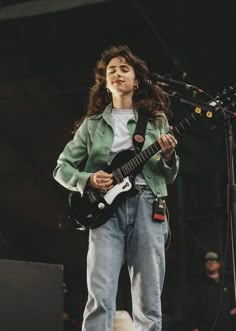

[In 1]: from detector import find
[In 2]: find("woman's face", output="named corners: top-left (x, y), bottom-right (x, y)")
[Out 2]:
top-left (106, 56), bottom-right (138, 98)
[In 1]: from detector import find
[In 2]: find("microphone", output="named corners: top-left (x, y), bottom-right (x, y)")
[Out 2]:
top-left (149, 73), bottom-right (203, 93)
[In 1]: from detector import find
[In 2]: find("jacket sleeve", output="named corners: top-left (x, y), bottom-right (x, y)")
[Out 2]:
top-left (53, 119), bottom-right (93, 195)
top-left (157, 152), bottom-right (179, 184)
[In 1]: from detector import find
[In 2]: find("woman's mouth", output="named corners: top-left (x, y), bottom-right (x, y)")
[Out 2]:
top-left (113, 79), bottom-right (124, 84)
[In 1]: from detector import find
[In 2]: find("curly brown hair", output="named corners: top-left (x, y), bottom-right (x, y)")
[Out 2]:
top-left (74, 45), bottom-right (171, 131)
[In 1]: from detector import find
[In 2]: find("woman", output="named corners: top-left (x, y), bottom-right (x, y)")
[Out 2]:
top-left (53, 45), bottom-right (179, 330)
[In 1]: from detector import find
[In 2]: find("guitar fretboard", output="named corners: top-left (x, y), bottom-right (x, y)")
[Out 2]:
top-left (116, 111), bottom-right (202, 179)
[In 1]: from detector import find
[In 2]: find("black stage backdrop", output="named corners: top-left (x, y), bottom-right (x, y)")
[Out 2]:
top-left (0, 0), bottom-right (235, 328)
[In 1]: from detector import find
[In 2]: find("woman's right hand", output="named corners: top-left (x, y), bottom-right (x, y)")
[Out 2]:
top-left (89, 170), bottom-right (113, 191)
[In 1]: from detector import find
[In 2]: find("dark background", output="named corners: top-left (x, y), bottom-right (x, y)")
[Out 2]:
top-left (0, 0), bottom-right (235, 328)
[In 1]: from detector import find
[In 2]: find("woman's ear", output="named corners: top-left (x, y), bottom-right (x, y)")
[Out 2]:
top-left (134, 80), bottom-right (139, 90)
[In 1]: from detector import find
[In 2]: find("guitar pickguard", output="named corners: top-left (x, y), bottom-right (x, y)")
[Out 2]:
top-left (103, 177), bottom-right (132, 205)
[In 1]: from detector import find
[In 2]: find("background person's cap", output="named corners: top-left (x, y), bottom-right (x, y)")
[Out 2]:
top-left (204, 251), bottom-right (219, 261)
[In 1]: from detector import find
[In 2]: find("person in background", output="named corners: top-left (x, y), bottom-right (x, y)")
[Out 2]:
top-left (187, 251), bottom-right (236, 331)
top-left (53, 45), bottom-right (179, 330)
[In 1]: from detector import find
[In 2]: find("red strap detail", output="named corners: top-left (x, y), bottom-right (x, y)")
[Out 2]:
top-left (153, 214), bottom-right (165, 221)
top-left (134, 134), bottom-right (144, 143)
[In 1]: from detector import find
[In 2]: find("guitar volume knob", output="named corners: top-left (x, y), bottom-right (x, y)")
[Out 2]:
top-left (98, 202), bottom-right (105, 209)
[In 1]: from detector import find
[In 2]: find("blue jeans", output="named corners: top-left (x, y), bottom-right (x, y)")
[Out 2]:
top-left (82, 188), bottom-right (169, 331)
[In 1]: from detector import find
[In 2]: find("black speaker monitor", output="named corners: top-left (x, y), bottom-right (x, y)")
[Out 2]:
top-left (0, 259), bottom-right (63, 331)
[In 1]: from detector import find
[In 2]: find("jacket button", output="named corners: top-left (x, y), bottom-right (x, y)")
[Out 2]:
top-left (148, 175), bottom-right (152, 179)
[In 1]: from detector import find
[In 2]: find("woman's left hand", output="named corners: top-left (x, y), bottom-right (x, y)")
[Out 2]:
top-left (158, 133), bottom-right (177, 161)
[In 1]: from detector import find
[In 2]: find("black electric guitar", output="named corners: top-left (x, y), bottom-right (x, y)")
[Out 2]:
top-left (68, 86), bottom-right (236, 230)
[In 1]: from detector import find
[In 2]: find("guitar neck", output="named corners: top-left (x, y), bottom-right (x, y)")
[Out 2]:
top-left (115, 110), bottom-right (202, 179)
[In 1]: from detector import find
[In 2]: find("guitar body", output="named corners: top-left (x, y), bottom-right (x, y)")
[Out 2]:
top-left (69, 149), bottom-right (138, 230)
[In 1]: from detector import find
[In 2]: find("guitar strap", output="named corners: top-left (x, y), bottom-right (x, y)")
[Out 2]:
top-left (133, 110), bottom-right (148, 154)
top-left (133, 111), bottom-right (167, 224)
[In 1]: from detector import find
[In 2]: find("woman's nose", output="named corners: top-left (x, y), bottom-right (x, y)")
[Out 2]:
top-left (115, 71), bottom-right (121, 77)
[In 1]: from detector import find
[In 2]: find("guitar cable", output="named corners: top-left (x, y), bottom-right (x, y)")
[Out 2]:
top-left (165, 203), bottom-right (172, 252)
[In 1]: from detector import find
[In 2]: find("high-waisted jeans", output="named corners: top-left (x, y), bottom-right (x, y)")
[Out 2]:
top-left (82, 188), bottom-right (168, 331)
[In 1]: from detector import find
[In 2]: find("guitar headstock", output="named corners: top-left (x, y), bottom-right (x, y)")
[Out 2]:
top-left (214, 85), bottom-right (236, 111)
top-left (196, 85), bottom-right (236, 119)
top-left (172, 85), bottom-right (236, 137)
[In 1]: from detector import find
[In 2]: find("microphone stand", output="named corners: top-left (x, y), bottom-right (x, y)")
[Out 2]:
top-left (167, 90), bottom-right (236, 304)
top-left (225, 113), bottom-right (236, 304)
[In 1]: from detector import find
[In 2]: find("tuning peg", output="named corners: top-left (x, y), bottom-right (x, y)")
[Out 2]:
top-left (195, 107), bottom-right (202, 114)
top-left (206, 111), bottom-right (213, 118)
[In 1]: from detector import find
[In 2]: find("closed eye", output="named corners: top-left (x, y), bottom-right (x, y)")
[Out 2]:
top-left (107, 65), bottom-right (131, 74)
top-left (120, 65), bottom-right (130, 72)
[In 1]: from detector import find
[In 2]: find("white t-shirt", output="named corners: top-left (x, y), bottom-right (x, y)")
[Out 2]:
top-left (109, 108), bottom-right (146, 185)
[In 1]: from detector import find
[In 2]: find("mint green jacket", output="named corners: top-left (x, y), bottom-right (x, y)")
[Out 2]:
top-left (53, 104), bottom-right (179, 197)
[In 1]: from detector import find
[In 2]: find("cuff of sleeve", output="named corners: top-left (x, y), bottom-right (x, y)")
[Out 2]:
top-left (76, 172), bottom-right (93, 196)
top-left (160, 150), bottom-right (177, 167)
